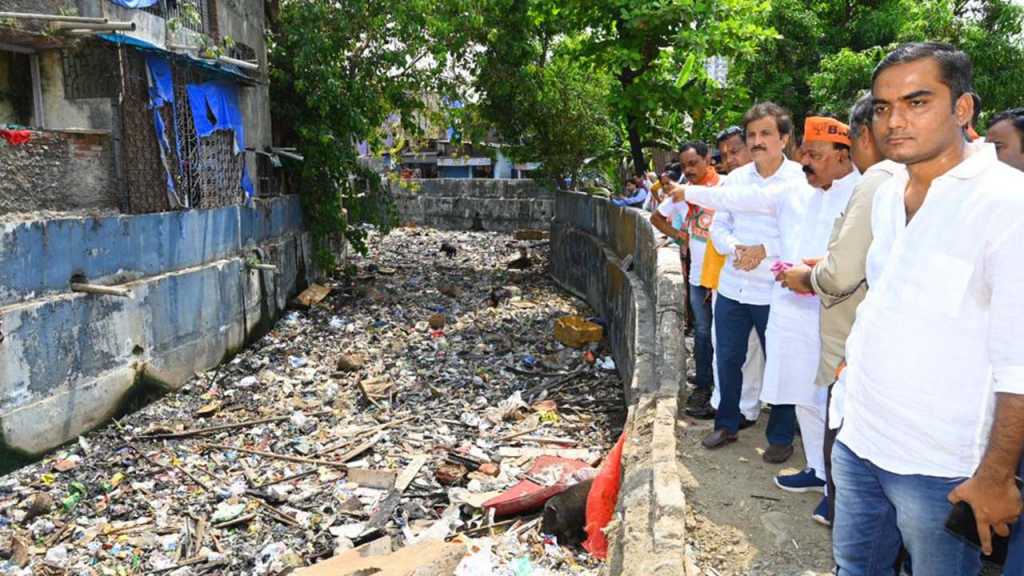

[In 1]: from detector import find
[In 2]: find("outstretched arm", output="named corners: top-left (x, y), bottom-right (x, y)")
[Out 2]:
top-left (681, 182), bottom-right (784, 214)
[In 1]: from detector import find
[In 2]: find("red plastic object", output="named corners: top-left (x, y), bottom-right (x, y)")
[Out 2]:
top-left (482, 456), bottom-right (590, 517)
top-left (0, 129), bottom-right (31, 146)
top-left (583, 431), bottom-right (626, 559)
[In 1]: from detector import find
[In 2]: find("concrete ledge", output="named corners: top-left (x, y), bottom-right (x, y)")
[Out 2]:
top-left (549, 191), bottom-right (690, 575)
top-left (0, 196), bottom-right (331, 463)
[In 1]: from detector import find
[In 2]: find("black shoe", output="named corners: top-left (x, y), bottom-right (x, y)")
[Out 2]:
top-left (739, 417), bottom-right (757, 430)
top-left (685, 388), bottom-right (716, 419)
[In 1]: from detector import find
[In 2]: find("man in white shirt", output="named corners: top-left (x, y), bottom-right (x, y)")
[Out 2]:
top-left (688, 103), bottom-right (803, 463)
top-left (709, 128), bottom-right (768, 430)
top-left (831, 42), bottom-right (1024, 575)
top-left (679, 115), bottom-right (860, 504)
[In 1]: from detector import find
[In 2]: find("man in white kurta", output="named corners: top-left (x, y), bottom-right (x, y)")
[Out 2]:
top-left (681, 116), bottom-right (859, 490)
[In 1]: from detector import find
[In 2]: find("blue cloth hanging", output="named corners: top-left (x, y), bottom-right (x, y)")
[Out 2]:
top-left (146, 55), bottom-right (174, 108)
top-left (185, 82), bottom-right (245, 153)
top-left (108, 0), bottom-right (160, 8)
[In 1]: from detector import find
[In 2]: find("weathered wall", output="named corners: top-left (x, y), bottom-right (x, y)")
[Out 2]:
top-left (213, 0), bottom-right (272, 189)
top-left (0, 195), bottom-right (331, 463)
top-left (549, 191), bottom-right (692, 575)
top-left (0, 129), bottom-right (117, 214)
top-left (393, 178), bottom-right (554, 232)
top-left (38, 49), bottom-right (114, 132)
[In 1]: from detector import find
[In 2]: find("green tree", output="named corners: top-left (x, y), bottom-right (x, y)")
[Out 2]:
top-left (737, 0), bottom-right (1024, 128)
top-left (470, 0), bottom-right (615, 187)
top-left (268, 0), bottom-right (476, 268)
top-left (566, 0), bottom-right (776, 173)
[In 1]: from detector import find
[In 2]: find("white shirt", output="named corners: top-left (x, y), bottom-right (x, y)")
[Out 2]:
top-left (701, 159), bottom-right (805, 305)
top-left (840, 142), bottom-right (1024, 478)
top-left (688, 169), bottom-right (860, 406)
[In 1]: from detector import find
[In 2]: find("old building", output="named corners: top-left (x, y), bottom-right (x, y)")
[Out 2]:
top-left (0, 0), bottom-right (279, 215)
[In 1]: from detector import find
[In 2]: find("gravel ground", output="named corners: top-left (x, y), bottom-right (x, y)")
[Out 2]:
top-left (0, 228), bottom-right (625, 576)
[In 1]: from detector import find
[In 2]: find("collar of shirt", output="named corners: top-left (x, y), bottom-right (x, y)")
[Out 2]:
top-left (875, 140), bottom-right (996, 190)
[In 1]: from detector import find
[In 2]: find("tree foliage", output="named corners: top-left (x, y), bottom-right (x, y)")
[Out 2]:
top-left (737, 0), bottom-right (1024, 127)
top-left (268, 0), bottom-right (475, 268)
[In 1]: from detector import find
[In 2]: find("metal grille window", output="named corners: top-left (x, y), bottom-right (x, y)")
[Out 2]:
top-left (62, 43), bottom-right (117, 100)
top-left (117, 52), bottom-right (246, 214)
top-left (119, 50), bottom-right (172, 213)
top-left (229, 42), bottom-right (256, 63)
top-left (166, 0), bottom-right (211, 35)
top-left (170, 65), bottom-right (244, 209)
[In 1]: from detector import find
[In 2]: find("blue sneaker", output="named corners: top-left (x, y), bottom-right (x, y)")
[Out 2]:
top-left (774, 468), bottom-right (826, 493)
top-left (812, 495), bottom-right (832, 527)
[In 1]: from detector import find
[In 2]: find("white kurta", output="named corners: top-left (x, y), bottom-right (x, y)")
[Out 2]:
top-left (687, 169), bottom-right (860, 408)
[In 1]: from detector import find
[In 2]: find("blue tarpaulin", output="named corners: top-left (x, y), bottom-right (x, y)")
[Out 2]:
top-left (185, 82), bottom-right (245, 153)
top-left (109, 0), bottom-right (160, 8)
top-left (145, 55), bottom-right (179, 205)
top-left (184, 82), bottom-right (254, 198)
top-left (142, 56), bottom-right (254, 202)
top-left (146, 55), bottom-right (174, 107)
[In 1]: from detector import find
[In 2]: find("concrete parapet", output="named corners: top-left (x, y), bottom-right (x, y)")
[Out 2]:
top-left (549, 191), bottom-right (690, 575)
top-left (0, 196), bottom-right (326, 466)
top-left (392, 178), bottom-right (554, 232)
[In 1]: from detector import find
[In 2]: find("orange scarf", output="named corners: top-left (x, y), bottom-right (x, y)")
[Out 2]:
top-left (695, 168), bottom-right (726, 289)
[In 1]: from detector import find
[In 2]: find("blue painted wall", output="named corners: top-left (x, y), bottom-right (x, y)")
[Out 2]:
top-left (0, 195), bottom-right (323, 459)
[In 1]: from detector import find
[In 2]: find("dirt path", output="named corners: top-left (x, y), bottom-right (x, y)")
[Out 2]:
top-left (676, 412), bottom-right (834, 576)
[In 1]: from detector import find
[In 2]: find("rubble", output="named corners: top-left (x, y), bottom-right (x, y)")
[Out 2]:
top-left (0, 228), bottom-right (623, 575)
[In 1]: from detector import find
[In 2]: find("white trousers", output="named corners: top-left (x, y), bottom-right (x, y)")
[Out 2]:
top-left (796, 403), bottom-right (827, 482)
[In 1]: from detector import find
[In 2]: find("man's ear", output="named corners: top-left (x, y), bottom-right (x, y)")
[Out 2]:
top-left (955, 92), bottom-right (974, 130)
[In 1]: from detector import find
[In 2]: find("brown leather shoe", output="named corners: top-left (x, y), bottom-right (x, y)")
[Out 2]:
top-left (702, 428), bottom-right (738, 449)
top-left (762, 443), bottom-right (794, 463)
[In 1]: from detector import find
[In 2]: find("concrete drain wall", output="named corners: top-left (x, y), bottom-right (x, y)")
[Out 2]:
top-left (550, 191), bottom-right (692, 575)
top-left (0, 196), bottom-right (330, 467)
top-left (392, 178), bottom-right (554, 232)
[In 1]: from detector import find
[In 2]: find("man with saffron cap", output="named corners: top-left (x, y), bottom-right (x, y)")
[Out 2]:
top-left (672, 114), bottom-right (860, 521)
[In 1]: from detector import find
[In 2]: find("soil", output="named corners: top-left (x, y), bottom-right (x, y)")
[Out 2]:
top-left (676, 412), bottom-right (835, 576)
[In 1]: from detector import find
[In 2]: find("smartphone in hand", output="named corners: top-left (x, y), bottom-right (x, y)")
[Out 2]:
top-left (944, 476), bottom-right (1023, 563)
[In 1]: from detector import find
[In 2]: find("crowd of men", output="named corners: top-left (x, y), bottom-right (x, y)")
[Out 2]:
top-left (615, 42), bottom-right (1024, 574)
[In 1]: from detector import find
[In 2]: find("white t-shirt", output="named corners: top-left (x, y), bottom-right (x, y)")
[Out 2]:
top-left (657, 200), bottom-right (709, 286)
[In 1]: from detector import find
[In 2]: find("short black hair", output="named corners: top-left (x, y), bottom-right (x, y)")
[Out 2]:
top-left (848, 91), bottom-right (874, 140)
top-left (716, 126), bottom-right (745, 144)
top-left (743, 102), bottom-right (794, 136)
top-left (679, 140), bottom-right (709, 158)
top-left (872, 42), bottom-right (974, 111)
top-left (989, 107), bottom-right (1024, 149)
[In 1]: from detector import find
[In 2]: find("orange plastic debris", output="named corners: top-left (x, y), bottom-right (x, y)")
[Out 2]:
top-left (582, 431), bottom-right (626, 559)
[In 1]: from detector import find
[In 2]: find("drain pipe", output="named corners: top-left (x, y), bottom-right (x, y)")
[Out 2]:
top-left (0, 12), bottom-right (109, 23)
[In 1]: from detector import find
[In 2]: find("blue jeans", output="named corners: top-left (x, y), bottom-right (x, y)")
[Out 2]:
top-left (832, 441), bottom-right (981, 576)
top-left (712, 294), bottom-right (795, 443)
top-left (689, 284), bottom-right (714, 392)
top-left (1003, 460), bottom-right (1024, 575)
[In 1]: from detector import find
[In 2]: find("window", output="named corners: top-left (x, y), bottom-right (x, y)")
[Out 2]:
top-left (0, 51), bottom-right (33, 125)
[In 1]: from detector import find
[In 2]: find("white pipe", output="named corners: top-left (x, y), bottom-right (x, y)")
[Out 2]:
top-left (0, 11), bottom-right (108, 23)
top-left (71, 283), bottom-right (132, 298)
top-left (217, 54), bottom-right (259, 71)
top-left (272, 148), bottom-right (304, 162)
top-left (51, 21), bottom-right (135, 32)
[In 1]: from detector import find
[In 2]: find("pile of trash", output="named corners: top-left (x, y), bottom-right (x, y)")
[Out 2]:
top-left (0, 228), bottom-right (625, 575)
